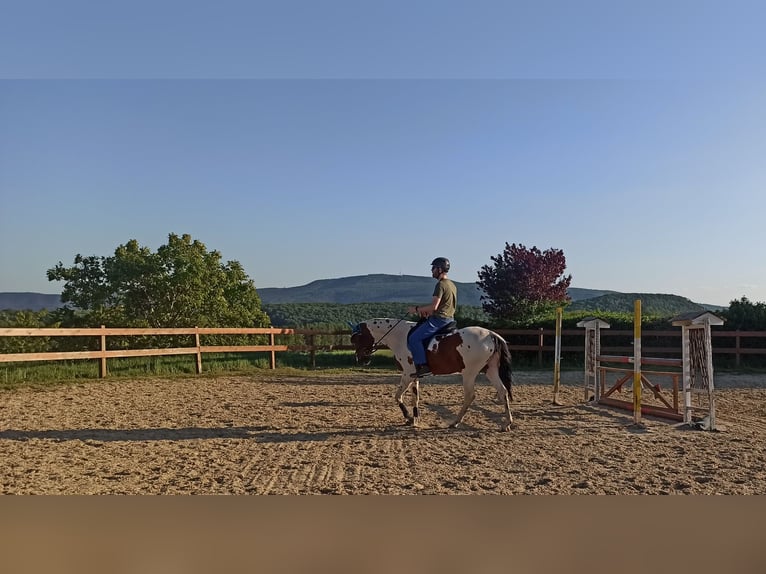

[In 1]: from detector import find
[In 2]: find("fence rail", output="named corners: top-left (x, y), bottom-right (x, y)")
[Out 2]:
top-left (0, 326), bottom-right (764, 376)
top-left (0, 326), bottom-right (292, 376)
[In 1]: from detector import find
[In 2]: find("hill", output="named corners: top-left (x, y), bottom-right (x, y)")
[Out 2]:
top-left (0, 292), bottom-right (62, 312)
top-left (0, 275), bottom-right (725, 317)
top-left (257, 274), bottom-right (486, 305)
top-left (257, 276), bottom-right (722, 313)
top-left (257, 275), bottom-right (613, 307)
top-left (567, 292), bottom-right (712, 315)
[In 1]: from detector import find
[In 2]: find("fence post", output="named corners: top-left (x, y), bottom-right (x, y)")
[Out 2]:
top-left (99, 325), bottom-right (107, 378)
top-left (270, 332), bottom-right (276, 369)
top-left (195, 327), bottom-right (202, 374)
top-left (308, 334), bottom-right (316, 369)
top-left (538, 328), bottom-right (544, 366)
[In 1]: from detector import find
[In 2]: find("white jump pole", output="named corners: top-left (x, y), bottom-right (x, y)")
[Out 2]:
top-left (552, 307), bottom-right (563, 405)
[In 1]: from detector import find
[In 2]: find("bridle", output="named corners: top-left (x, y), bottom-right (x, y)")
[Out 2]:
top-left (370, 318), bottom-right (405, 355)
top-left (351, 317), bottom-right (407, 364)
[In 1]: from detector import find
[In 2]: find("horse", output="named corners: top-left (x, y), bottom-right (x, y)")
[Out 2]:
top-left (349, 318), bottom-right (514, 431)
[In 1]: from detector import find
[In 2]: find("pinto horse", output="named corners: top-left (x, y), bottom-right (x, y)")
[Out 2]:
top-left (349, 318), bottom-right (514, 431)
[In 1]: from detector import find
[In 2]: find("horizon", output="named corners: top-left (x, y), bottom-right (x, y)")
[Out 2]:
top-left (2, 2), bottom-right (765, 308)
top-left (0, 273), bottom-right (729, 308)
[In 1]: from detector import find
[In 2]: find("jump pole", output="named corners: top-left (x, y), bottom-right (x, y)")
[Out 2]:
top-left (552, 307), bottom-right (563, 405)
top-left (632, 299), bottom-right (643, 426)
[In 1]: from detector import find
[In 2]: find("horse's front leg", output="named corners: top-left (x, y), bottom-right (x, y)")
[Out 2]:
top-left (395, 374), bottom-right (415, 425)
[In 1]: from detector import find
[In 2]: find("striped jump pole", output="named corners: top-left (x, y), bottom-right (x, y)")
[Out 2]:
top-left (632, 299), bottom-right (643, 426)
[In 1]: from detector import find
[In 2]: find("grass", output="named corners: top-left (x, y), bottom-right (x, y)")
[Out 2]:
top-left (1, 349), bottom-right (761, 391)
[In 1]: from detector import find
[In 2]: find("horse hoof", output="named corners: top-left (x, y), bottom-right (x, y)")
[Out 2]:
top-left (404, 419), bottom-right (414, 426)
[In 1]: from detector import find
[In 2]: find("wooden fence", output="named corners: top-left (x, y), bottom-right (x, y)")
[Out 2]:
top-left (0, 326), bottom-right (764, 377)
top-left (496, 328), bottom-right (766, 368)
top-left (0, 327), bottom-right (293, 377)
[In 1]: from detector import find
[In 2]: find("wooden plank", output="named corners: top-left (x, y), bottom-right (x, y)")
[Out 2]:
top-left (640, 356), bottom-right (682, 367)
top-left (602, 372), bottom-right (633, 398)
top-left (598, 397), bottom-right (683, 422)
top-left (104, 348), bottom-right (199, 358)
top-left (199, 346), bottom-right (289, 353)
top-left (286, 345), bottom-right (355, 352)
top-left (0, 328), bottom-right (107, 336)
top-left (195, 328), bottom-right (294, 335)
top-left (0, 346), bottom-right (286, 363)
top-left (508, 345), bottom-right (547, 351)
top-left (713, 347), bottom-right (765, 355)
top-left (639, 374), bottom-right (674, 410)
top-left (598, 354), bottom-right (634, 364)
top-left (598, 354), bottom-right (682, 367)
top-left (0, 327), bottom-right (294, 336)
top-left (0, 351), bottom-right (104, 362)
top-left (0, 328), bottom-right (196, 336)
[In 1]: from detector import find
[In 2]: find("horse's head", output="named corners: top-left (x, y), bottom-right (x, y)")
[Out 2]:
top-left (348, 321), bottom-right (375, 366)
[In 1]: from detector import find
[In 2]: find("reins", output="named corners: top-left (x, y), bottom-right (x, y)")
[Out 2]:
top-left (370, 317), bottom-right (407, 356)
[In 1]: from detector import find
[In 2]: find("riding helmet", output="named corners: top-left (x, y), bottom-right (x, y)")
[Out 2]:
top-left (431, 257), bottom-right (450, 272)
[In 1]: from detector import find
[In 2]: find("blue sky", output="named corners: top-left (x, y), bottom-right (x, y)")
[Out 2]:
top-left (1, 1), bottom-right (765, 307)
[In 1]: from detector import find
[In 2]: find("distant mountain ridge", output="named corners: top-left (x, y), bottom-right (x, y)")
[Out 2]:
top-left (0, 275), bottom-right (725, 314)
top-left (259, 276), bottom-right (626, 307)
top-left (0, 292), bottom-right (63, 312)
top-left (258, 274), bottom-right (487, 305)
top-left (258, 275), bottom-right (723, 313)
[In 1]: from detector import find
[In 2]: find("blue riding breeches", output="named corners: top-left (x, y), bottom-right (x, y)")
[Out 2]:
top-left (407, 316), bottom-right (454, 366)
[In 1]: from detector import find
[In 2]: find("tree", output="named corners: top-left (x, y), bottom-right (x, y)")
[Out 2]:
top-left (477, 242), bottom-right (572, 324)
top-left (723, 296), bottom-right (766, 330)
top-left (0, 310), bottom-right (58, 353)
top-left (47, 233), bottom-right (270, 328)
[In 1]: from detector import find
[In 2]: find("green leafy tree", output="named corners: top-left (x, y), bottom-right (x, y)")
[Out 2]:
top-left (477, 242), bottom-right (572, 325)
top-left (723, 296), bottom-right (766, 330)
top-left (0, 310), bottom-right (59, 353)
top-left (47, 233), bottom-right (270, 328)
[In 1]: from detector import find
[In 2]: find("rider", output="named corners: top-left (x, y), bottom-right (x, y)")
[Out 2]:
top-left (406, 257), bottom-right (457, 378)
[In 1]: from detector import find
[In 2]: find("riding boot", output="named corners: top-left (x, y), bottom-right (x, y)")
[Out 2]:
top-left (411, 364), bottom-right (432, 378)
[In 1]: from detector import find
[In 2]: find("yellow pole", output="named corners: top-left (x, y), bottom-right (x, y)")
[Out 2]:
top-left (633, 299), bottom-right (642, 425)
top-left (552, 307), bottom-right (563, 405)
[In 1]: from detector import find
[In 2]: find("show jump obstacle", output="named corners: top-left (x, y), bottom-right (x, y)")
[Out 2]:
top-left (577, 302), bottom-right (724, 430)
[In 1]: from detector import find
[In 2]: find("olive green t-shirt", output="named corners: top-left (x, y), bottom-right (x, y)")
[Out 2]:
top-left (432, 278), bottom-right (457, 319)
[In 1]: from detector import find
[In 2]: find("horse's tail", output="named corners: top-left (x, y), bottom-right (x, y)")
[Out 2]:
top-left (492, 333), bottom-right (514, 402)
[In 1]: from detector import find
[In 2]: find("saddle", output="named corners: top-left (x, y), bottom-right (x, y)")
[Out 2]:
top-left (407, 318), bottom-right (458, 351)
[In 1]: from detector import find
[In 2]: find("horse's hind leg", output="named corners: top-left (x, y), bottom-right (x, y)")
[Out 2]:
top-left (449, 373), bottom-right (478, 428)
top-left (395, 375), bottom-right (415, 425)
top-left (486, 366), bottom-right (514, 432)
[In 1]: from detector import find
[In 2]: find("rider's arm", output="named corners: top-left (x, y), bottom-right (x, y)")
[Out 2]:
top-left (408, 296), bottom-right (442, 317)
